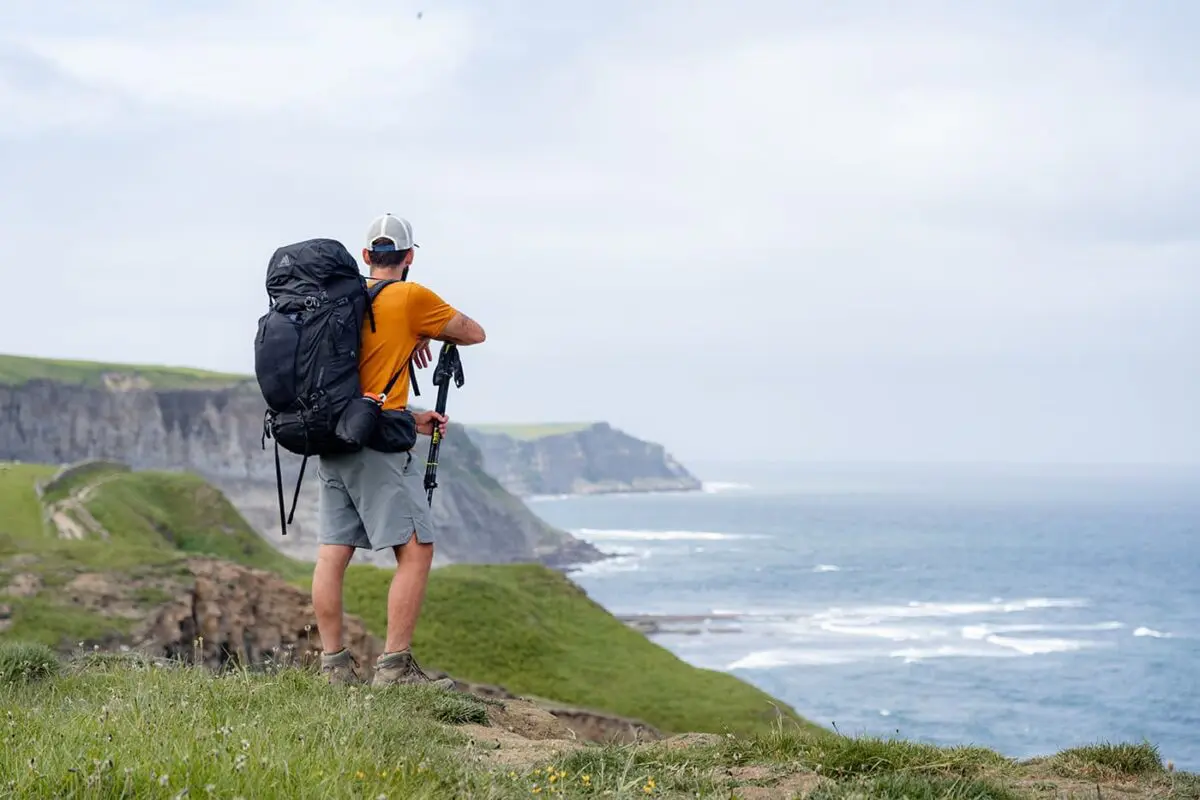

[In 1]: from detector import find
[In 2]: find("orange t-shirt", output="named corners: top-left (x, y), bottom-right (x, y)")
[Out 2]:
top-left (360, 279), bottom-right (458, 411)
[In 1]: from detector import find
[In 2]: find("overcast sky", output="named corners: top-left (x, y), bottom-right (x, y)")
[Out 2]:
top-left (2, 0), bottom-right (1197, 467)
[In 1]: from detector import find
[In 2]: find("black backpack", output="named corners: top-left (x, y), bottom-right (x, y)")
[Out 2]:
top-left (253, 238), bottom-right (419, 535)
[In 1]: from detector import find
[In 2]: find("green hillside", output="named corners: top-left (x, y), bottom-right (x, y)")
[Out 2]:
top-left (341, 562), bottom-right (814, 737)
top-left (0, 460), bottom-right (804, 738)
top-left (0, 353), bottom-right (247, 389)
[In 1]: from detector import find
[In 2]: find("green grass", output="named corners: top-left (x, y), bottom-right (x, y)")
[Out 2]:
top-left (1, 653), bottom-right (1194, 800)
top-left (1, 462), bottom-right (304, 579)
top-left (0, 352), bottom-right (247, 389)
top-left (1049, 741), bottom-right (1166, 780)
top-left (81, 470), bottom-right (306, 579)
top-left (0, 597), bottom-right (135, 650)
top-left (0, 463), bottom-right (56, 548)
top-left (724, 723), bottom-right (1013, 777)
top-left (467, 422), bottom-right (596, 440)
top-left (341, 562), bottom-right (818, 738)
top-left (808, 774), bottom-right (1023, 799)
top-left (0, 653), bottom-right (496, 799)
top-left (0, 642), bottom-right (59, 685)
top-left (2, 461), bottom-right (804, 741)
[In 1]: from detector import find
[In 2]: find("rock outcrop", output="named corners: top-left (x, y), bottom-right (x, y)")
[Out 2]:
top-left (466, 422), bottom-right (702, 496)
top-left (14, 554), bottom-right (660, 744)
top-left (135, 557), bottom-right (381, 669)
top-left (0, 378), bottom-right (598, 567)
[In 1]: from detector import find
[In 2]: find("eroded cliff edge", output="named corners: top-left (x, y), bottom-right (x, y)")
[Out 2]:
top-left (0, 377), bottom-right (599, 568)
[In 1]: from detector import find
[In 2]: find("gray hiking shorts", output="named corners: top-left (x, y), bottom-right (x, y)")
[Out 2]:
top-left (316, 448), bottom-right (433, 550)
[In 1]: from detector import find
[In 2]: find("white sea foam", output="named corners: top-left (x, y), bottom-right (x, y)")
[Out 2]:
top-left (813, 564), bottom-right (842, 573)
top-left (982, 635), bottom-right (1090, 656)
top-left (572, 528), bottom-right (762, 542)
top-left (727, 649), bottom-right (866, 669)
top-left (811, 597), bottom-right (1089, 624)
top-left (525, 493), bottom-right (573, 502)
top-left (889, 645), bottom-right (1014, 663)
top-left (1134, 627), bottom-right (1171, 638)
top-left (568, 545), bottom-right (650, 576)
top-left (818, 622), bottom-right (946, 642)
top-left (961, 622), bottom-right (1124, 640)
top-left (702, 481), bottom-right (753, 493)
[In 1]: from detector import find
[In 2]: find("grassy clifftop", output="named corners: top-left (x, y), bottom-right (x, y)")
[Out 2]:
top-left (1, 648), bottom-right (1193, 799)
top-left (0, 460), bottom-right (799, 739)
top-left (467, 422), bottom-right (596, 440)
top-left (0, 353), bottom-right (247, 389)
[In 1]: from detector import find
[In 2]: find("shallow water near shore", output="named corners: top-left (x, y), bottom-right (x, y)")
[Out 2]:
top-left (530, 461), bottom-right (1200, 770)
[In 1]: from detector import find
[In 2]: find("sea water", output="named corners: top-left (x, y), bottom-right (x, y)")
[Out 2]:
top-left (528, 462), bottom-right (1200, 770)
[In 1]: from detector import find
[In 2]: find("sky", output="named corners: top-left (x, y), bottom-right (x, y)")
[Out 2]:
top-left (2, 0), bottom-right (1198, 467)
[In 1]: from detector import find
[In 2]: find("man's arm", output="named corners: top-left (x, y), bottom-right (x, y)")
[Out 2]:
top-left (437, 311), bottom-right (486, 346)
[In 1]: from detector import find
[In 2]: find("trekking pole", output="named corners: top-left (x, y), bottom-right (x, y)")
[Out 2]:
top-left (424, 342), bottom-right (465, 506)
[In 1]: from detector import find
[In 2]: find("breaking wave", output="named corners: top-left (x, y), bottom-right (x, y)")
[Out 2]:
top-left (573, 528), bottom-right (763, 542)
top-left (1134, 627), bottom-right (1171, 638)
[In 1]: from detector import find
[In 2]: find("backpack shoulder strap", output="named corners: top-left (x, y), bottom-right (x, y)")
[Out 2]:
top-left (368, 278), bottom-right (399, 300)
top-left (365, 278), bottom-right (423, 399)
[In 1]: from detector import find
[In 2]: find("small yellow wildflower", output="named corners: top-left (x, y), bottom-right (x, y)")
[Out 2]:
top-left (355, 771), bottom-right (366, 780)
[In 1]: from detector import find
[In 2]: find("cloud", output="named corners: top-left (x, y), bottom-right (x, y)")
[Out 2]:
top-left (1, 1), bottom-right (1197, 463)
top-left (5, 0), bottom-right (474, 127)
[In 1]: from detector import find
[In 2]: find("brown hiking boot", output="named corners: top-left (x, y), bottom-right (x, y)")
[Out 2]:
top-left (371, 649), bottom-right (456, 691)
top-left (319, 648), bottom-right (364, 685)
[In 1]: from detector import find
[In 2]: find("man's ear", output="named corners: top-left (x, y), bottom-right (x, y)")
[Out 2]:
top-left (362, 248), bottom-right (372, 266)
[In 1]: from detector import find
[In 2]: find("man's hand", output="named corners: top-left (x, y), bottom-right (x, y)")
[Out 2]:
top-left (413, 410), bottom-right (448, 437)
top-left (412, 338), bottom-right (433, 370)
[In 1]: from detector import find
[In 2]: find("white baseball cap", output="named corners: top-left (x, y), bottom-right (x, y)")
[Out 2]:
top-left (365, 213), bottom-right (419, 251)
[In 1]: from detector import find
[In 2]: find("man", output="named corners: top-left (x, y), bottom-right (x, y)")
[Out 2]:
top-left (312, 213), bottom-right (486, 687)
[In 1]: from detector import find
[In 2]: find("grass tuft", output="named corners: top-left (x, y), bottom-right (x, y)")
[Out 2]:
top-left (0, 641), bottom-right (60, 685)
top-left (552, 743), bottom-right (723, 796)
top-left (1050, 741), bottom-right (1165, 780)
top-left (723, 720), bottom-right (1012, 780)
top-left (809, 773), bottom-right (1023, 800)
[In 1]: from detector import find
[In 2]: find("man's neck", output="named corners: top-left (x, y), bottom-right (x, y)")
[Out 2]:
top-left (369, 267), bottom-right (407, 282)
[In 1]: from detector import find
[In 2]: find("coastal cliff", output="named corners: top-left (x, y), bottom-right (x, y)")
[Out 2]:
top-left (465, 422), bottom-right (701, 497)
top-left (0, 367), bottom-right (598, 568)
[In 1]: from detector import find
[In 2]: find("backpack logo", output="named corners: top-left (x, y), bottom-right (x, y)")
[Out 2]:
top-left (279, 254), bottom-right (291, 267)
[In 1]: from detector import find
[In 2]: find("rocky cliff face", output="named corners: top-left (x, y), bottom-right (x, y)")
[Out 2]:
top-left (466, 423), bottom-right (702, 497)
top-left (0, 378), bottom-right (597, 567)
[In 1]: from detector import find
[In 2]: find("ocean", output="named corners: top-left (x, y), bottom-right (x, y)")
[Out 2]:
top-left (528, 462), bottom-right (1200, 770)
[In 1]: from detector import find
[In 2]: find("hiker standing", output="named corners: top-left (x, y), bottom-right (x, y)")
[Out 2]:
top-left (311, 213), bottom-right (486, 686)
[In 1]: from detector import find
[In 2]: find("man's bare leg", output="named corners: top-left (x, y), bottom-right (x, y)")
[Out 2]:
top-left (312, 543), bottom-right (355, 654)
top-left (384, 533), bottom-right (435, 653)
top-left (371, 533), bottom-right (453, 689)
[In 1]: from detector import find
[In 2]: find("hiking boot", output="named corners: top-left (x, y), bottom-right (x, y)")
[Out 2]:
top-left (319, 648), bottom-right (364, 685)
top-left (371, 649), bottom-right (456, 691)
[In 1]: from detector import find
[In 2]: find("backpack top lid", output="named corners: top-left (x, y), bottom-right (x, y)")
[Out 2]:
top-left (265, 238), bottom-right (364, 309)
